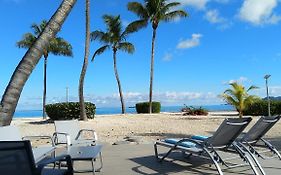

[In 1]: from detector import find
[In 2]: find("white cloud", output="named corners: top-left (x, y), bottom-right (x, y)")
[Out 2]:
top-left (223, 76), bottom-right (249, 85)
top-left (213, 0), bottom-right (229, 3)
top-left (162, 53), bottom-right (173, 61)
top-left (205, 9), bottom-right (226, 23)
top-left (238, 0), bottom-right (281, 25)
top-left (179, 0), bottom-right (209, 10)
top-left (177, 33), bottom-right (203, 49)
top-left (16, 91), bottom-right (222, 109)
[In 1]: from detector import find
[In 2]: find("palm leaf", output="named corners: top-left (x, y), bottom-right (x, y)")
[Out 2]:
top-left (247, 85), bottom-right (259, 92)
top-left (117, 42), bottom-right (135, 54)
top-left (163, 10), bottom-right (188, 22)
top-left (123, 20), bottom-right (148, 36)
top-left (127, 2), bottom-right (148, 19)
top-left (49, 37), bottom-right (73, 57)
top-left (16, 33), bottom-right (36, 48)
top-left (92, 45), bottom-right (110, 61)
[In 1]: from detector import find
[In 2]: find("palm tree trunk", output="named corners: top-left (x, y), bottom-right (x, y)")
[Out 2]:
top-left (149, 28), bottom-right (157, 114)
top-left (0, 0), bottom-right (77, 126)
top-left (43, 56), bottom-right (48, 119)
top-left (113, 49), bottom-right (125, 114)
top-left (79, 0), bottom-right (90, 121)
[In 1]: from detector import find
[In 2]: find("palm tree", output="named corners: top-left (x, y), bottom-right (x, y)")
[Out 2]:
top-left (0, 0), bottom-right (77, 126)
top-left (127, 0), bottom-right (188, 113)
top-left (17, 20), bottom-right (73, 119)
top-left (91, 15), bottom-right (136, 114)
top-left (222, 82), bottom-right (259, 118)
top-left (79, 0), bottom-right (91, 121)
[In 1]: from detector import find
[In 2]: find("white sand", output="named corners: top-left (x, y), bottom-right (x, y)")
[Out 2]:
top-left (11, 112), bottom-right (281, 145)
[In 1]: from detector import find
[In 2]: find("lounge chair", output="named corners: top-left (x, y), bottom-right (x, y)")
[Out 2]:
top-left (238, 115), bottom-right (281, 160)
top-left (0, 125), bottom-right (55, 163)
top-left (154, 117), bottom-right (263, 175)
top-left (0, 140), bottom-right (73, 175)
top-left (53, 120), bottom-right (97, 146)
top-left (192, 116), bottom-right (281, 174)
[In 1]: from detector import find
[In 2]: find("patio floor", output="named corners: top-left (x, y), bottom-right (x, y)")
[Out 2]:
top-left (73, 143), bottom-right (281, 175)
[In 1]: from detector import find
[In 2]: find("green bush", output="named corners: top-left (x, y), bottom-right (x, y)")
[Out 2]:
top-left (45, 102), bottom-right (96, 120)
top-left (135, 102), bottom-right (161, 113)
top-left (181, 105), bottom-right (208, 116)
top-left (244, 100), bottom-right (281, 116)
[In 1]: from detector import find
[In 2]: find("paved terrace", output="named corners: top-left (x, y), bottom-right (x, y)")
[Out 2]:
top-left (73, 141), bottom-right (281, 175)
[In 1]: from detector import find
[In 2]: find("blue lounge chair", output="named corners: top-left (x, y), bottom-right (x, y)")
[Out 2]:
top-left (154, 117), bottom-right (263, 175)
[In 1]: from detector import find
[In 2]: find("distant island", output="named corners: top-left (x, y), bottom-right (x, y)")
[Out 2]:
top-left (263, 96), bottom-right (281, 101)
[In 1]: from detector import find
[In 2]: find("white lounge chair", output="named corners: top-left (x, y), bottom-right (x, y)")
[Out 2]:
top-left (53, 120), bottom-right (97, 146)
top-left (0, 125), bottom-right (55, 163)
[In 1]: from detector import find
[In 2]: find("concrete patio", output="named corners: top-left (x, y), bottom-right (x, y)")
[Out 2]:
top-left (73, 143), bottom-right (281, 175)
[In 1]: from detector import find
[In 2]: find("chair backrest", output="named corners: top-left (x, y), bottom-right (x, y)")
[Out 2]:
top-left (0, 140), bottom-right (37, 175)
top-left (206, 117), bottom-right (252, 148)
top-left (0, 125), bottom-right (22, 141)
top-left (241, 115), bottom-right (281, 143)
top-left (54, 120), bottom-right (80, 143)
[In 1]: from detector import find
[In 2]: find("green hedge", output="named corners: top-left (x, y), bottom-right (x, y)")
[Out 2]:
top-left (244, 100), bottom-right (281, 116)
top-left (135, 102), bottom-right (161, 113)
top-left (45, 102), bottom-right (96, 120)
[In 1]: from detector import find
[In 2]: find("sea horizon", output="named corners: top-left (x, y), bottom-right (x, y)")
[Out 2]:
top-left (14, 104), bottom-right (235, 118)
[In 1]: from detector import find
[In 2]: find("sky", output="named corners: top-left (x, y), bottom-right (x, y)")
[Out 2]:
top-left (1, 0), bottom-right (281, 110)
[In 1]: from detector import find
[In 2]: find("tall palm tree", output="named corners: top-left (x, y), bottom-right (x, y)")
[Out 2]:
top-left (222, 82), bottom-right (259, 118)
top-left (127, 0), bottom-right (188, 113)
top-left (91, 15), bottom-right (136, 114)
top-left (0, 0), bottom-right (77, 126)
top-left (17, 20), bottom-right (73, 119)
top-left (79, 0), bottom-right (90, 121)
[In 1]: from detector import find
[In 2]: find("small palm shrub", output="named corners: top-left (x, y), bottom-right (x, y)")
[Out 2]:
top-left (45, 102), bottom-right (96, 120)
top-left (136, 102), bottom-right (161, 113)
top-left (181, 105), bottom-right (208, 116)
top-left (244, 100), bottom-right (281, 116)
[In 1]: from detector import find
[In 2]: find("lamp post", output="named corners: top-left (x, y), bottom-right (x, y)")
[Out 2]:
top-left (66, 87), bottom-right (69, 102)
top-left (264, 74), bottom-right (271, 116)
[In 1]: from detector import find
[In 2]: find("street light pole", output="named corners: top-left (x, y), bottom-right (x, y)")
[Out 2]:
top-left (66, 87), bottom-right (69, 102)
top-left (264, 75), bottom-right (271, 116)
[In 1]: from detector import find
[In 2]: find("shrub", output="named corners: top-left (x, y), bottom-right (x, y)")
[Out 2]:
top-left (45, 102), bottom-right (96, 120)
top-left (135, 102), bottom-right (161, 113)
top-left (181, 105), bottom-right (208, 116)
top-left (244, 100), bottom-right (281, 116)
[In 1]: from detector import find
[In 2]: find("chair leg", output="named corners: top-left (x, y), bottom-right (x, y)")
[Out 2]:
top-left (202, 148), bottom-right (224, 175)
top-left (261, 138), bottom-right (281, 160)
top-left (235, 143), bottom-right (263, 175)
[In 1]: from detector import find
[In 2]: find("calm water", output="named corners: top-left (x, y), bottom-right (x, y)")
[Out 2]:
top-left (14, 105), bottom-right (234, 118)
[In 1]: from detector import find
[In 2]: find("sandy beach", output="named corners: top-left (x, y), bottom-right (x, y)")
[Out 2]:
top-left (11, 112), bottom-right (281, 145)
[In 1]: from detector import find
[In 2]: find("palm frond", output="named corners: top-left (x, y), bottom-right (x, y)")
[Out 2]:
top-left (16, 33), bottom-right (37, 48)
top-left (163, 10), bottom-right (188, 22)
top-left (127, 2), bottom-right (149, 19)
top-left (49, 37), bottom-right (73, 57)
top-left (247, 85), bottom-right (259, 92)
top-left (92, 45), bottom-right (110, 61)
top-left (90, 31), bottom-right (108, 42)
top-left (163, 2), bottom-right (181, 11)
top-left (122, 19), bottom-right (148, 36)
top-left (117, 42), bottom-right (135, 54)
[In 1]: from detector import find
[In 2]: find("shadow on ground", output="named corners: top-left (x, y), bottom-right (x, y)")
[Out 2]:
top-left (129, 151), bottom-right (255, 175)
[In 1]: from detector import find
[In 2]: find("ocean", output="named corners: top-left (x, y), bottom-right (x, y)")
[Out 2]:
top-left (14, 105), bottom-right (234, 118)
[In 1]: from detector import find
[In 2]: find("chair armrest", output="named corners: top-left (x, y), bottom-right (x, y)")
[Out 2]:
top-left (22, 135), bottom-right (55, 147)
top-left (37, 154), bottom-right (73, 175)
top-left (76, 129), bottom-right (98, 141)
top-left (52, 132), bottom-right (71, 146)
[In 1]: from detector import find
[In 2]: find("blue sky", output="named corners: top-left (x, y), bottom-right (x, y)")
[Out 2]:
top-left (1, 0), bottom-right (281, 110)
